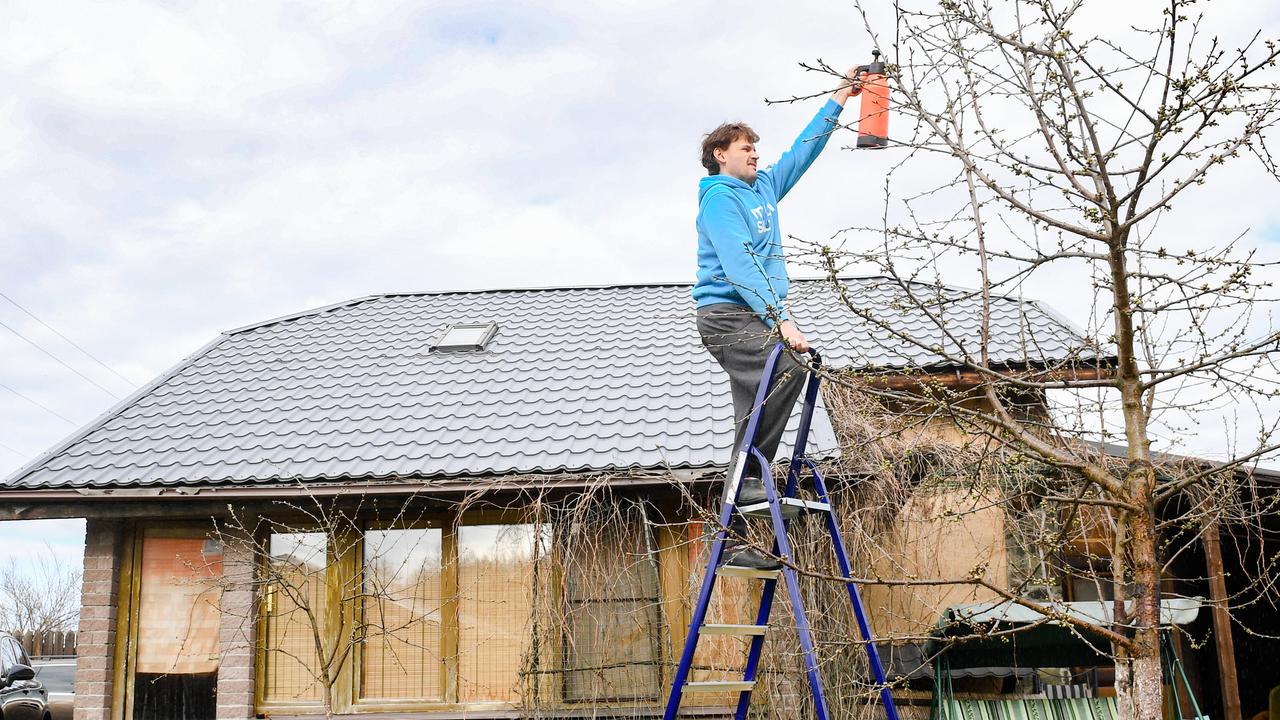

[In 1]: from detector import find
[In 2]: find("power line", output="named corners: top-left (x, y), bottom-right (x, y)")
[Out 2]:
top-left (0, 439), bottom-right (26, 457)
top-left (0, 318), bottom-right (122, 399)
top-left (0, 290), bottom-right (139, 388)
top-left (0, 381), bottom-right (77, 425)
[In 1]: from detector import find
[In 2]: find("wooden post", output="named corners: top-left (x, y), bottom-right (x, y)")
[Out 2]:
top-left (1203, 518), bottom-right (1242, 720)
top-left (442, 513), bottom-right (460, 704)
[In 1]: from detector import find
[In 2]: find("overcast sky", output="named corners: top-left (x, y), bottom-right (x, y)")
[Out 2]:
top-left (2, 1), bottom-right (1279, 576)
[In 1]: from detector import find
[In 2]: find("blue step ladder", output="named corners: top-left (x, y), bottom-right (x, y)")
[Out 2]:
top-left (663, 344), bottom-right (901, 720)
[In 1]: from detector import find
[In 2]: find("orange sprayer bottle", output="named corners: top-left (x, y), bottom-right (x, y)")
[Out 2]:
top-left (850, 50), bottom-right (889, 149)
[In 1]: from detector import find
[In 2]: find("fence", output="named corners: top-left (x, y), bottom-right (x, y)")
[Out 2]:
top-left (16, 629), bottom-right (77, 658)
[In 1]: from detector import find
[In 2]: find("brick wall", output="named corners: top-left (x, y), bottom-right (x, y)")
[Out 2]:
top-left (216, 523), bottom-right (258, 719)
top-left (74, 517), bottom-right (123, 720)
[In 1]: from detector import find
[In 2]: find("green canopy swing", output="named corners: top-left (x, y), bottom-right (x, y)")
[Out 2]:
top-left (926, 598), bottom-right (1207, 720)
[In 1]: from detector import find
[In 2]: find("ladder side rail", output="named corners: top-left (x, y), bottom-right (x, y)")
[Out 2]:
top-left (732, 577), bottom-right (780, 720)
top-left (663, 344), bottom-right (787, 720)
top-left (722, 343), bottom-right (788, 507)
top-left (808, 459), bottom-right (902, 720)
top-left (733, 455), bottom-right (782, 720)
top-left (762, 447), bottom-right (831, 720)
top-left (783, 348), bottom-right (823, 498)
top-left (662, 527), bottom-right (729, 720)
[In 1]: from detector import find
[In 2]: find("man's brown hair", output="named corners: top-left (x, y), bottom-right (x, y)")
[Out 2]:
top-left (701, 123), bottom-right (760, 175)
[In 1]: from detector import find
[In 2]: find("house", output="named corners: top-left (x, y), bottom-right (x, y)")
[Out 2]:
top-left (1, 277), bottom-right (1117, 720)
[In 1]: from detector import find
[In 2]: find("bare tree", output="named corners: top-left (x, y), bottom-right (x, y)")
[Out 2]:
top-left (0, 544), bottom-right (81, 638)
top-left (774, 0), bottom-right (1280, 716)
top-left (211, 483), bottom-right (445, 720)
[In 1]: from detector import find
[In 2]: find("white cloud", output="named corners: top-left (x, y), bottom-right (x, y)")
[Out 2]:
top-left (1, 1), bottom-right (340, 116)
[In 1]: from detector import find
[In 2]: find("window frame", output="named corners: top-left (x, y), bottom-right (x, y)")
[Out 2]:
top-left (350, 513), bottom-right (455, 712)
top-left (255, 527), bottom-right (339, 713)
top-left (252, 505), bottom-right (554, 715)
top-left (428, 323), bottom-right (498, 353)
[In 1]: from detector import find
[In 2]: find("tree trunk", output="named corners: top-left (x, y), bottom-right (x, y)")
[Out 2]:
top-left (1116, 473), bottom-right (1163, 720)
top-left (1116, 651), bottom-right (1164, 720)
top-left (320, 663), bottom-right (335, 719)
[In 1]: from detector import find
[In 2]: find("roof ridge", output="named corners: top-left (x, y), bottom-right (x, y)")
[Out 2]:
top-left (223, 274), bottom-right (1046, 337)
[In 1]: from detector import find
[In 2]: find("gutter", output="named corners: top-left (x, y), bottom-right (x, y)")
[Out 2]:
top-left (0, 468), bottom-right (721, 504)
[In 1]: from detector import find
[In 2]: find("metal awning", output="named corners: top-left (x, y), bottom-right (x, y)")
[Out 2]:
top-left (877, 642), bottom-right (1036, 681)
top-left (925, 597), bottom-right (1203, 669)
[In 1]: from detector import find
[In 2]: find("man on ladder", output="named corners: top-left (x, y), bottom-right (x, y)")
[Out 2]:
top-left (693, 64), bottom-right (860, 570)
top-left (671, 57), bottom-right (901, 720)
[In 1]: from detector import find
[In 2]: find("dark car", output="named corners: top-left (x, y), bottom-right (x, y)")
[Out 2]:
top-left (0, 632), bottom-right (49, 720)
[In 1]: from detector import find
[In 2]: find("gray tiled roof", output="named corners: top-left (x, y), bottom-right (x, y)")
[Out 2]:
top-left (3, 278), bottom-right (1096, 490)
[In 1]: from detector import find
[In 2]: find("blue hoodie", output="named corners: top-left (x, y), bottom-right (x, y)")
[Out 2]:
top-left (692, 99), bottom-right (844, 327)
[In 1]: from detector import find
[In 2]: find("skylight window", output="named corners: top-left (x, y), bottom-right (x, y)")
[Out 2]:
top-left (431, 322), bottom-right (498, 352)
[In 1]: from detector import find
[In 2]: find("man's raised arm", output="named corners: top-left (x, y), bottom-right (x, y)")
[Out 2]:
top-left (764, 66), bottom-right (861, 201)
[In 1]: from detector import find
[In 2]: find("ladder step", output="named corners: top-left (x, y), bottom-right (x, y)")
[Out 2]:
top-left (715, 565), bottom-right (781, 579)
top-left (701, 623), bottom-right (768, 636)
top-left (683, 680), bottom-right (756, 693)
top-left (738, 497), bottom-right (832, 519)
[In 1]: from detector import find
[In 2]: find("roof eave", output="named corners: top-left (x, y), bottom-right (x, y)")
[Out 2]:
top-left (855, 358), bottom-right (1119, 390)
top-left (0, 468), bottom-right (733, 518)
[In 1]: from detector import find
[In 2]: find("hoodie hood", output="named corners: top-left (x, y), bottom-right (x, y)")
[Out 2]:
top-left (698, 173), bottom-right (753, 202)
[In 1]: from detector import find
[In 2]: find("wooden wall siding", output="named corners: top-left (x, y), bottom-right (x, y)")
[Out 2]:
top-left (1065, 503), bottom-right (1115, 557)
top-left (135, 535), bottom-right (222, 674)
top-left (685, 521), bottom-right (763, 707)
top-left (656, 521), bottom-right (692, 689)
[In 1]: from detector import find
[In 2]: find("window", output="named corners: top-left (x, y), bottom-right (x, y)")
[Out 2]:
top-left (561, 518), bottom-right (663, 702)
top-left (456, 523), bottom-right (550, 702)
top-left (261, 532), bottom-right (328, 704)
top-left (246, 508), bottom-right (666, 715)
top-left (360, 526), bottom-right (445, 701)
top-left (430, 323), bottom-right (498, 352)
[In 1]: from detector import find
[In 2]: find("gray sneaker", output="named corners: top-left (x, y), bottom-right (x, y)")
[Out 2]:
top-left (737, 476), bottom-right (769, 506)
top-left (720, 541), bottom-right (782, 571)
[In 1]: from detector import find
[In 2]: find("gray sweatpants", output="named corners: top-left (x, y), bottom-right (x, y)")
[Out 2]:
top-left (695, 303), bottom-right (808, 514)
